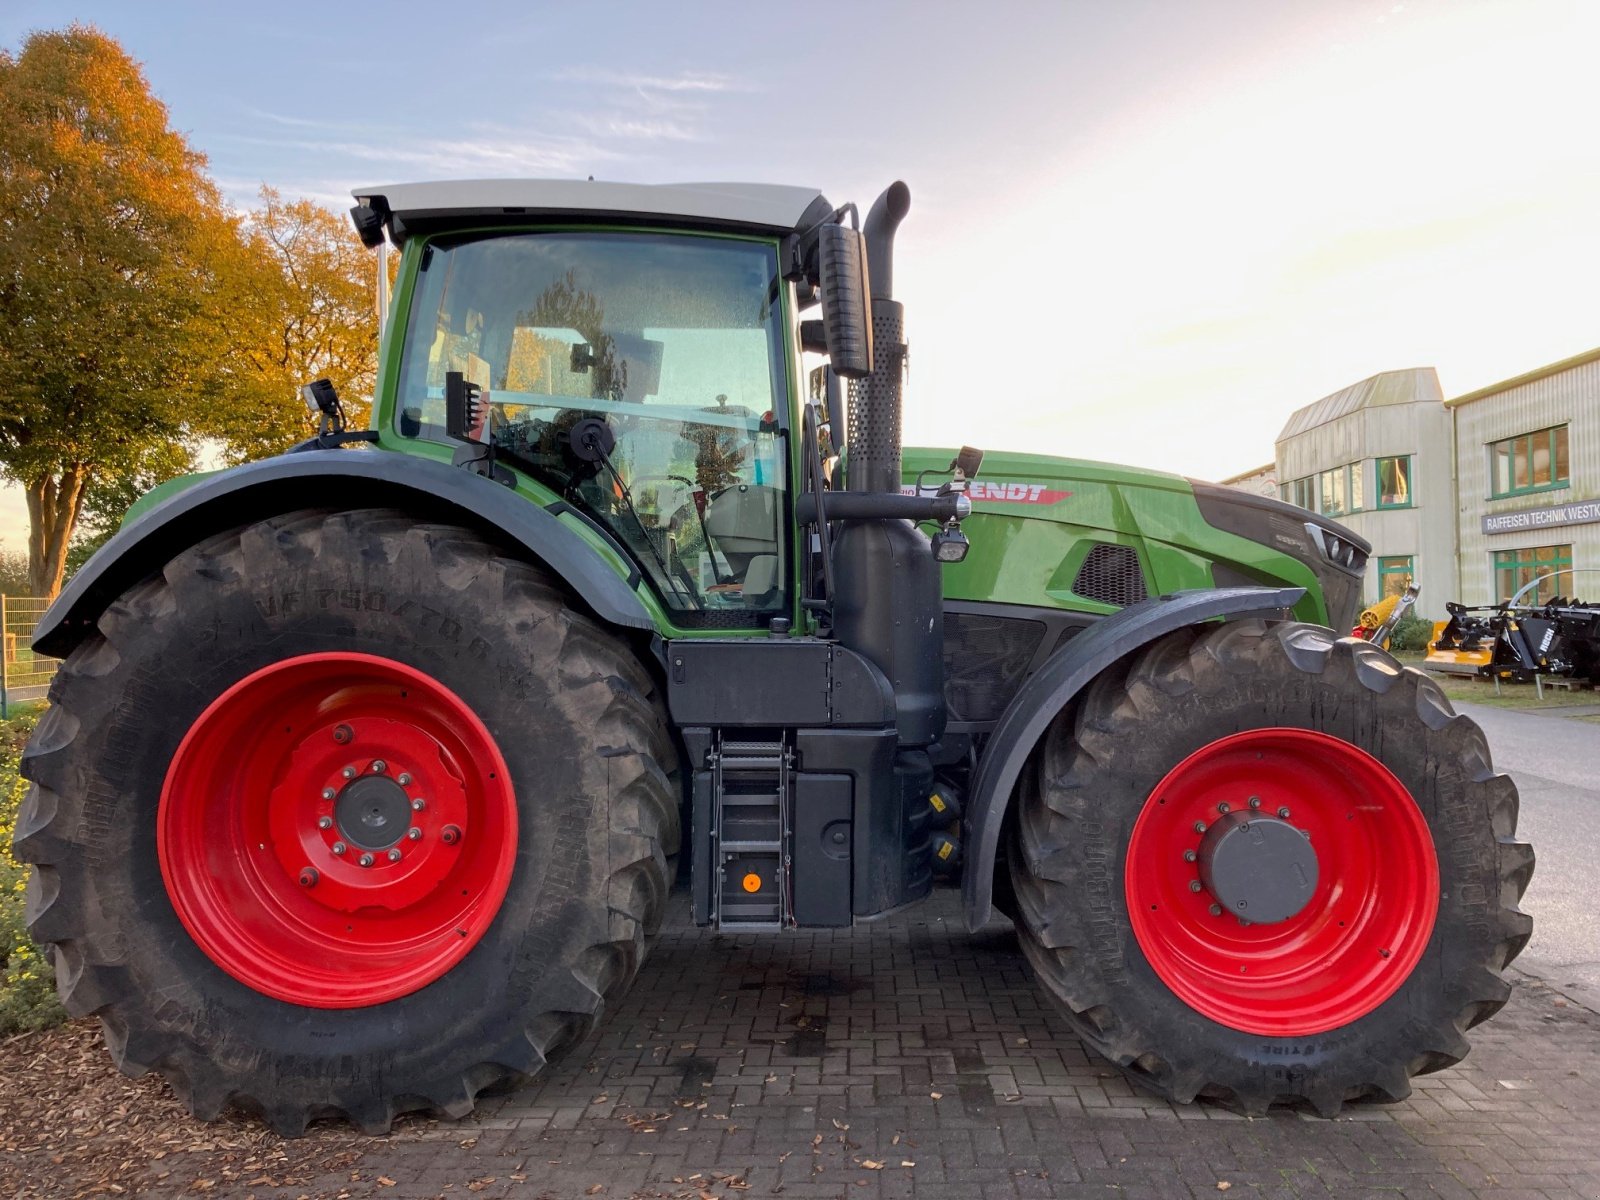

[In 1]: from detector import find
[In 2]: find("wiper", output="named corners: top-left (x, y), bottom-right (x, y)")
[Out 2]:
top-left (574, 424), bottom-right (703, 611)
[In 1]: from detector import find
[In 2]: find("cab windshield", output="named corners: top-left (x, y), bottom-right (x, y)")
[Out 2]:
top-left (394, 232), bottom-right (790, 626)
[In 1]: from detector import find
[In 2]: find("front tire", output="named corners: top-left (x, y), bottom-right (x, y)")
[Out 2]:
top-left (1009, 620), bottom-right (1533, 1115)
top-left (15, 509), bottom-right (680, 1133)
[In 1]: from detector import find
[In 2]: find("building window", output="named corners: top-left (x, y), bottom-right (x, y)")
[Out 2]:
top-left (1281, 475), bottom-right (1315, 510)
top-left (1489, 425), bottom-right (1569, 499)
top-left (1376, 455), bottom-right (1412, 508)
top-left (1319, 468), bottom-right (1344, 516)
top-left (1377, 555), bottom-right (1414, 599)
top-left (1492, 544), bottom-right (1573, 604)
top-left (1315, 463), bottom-right (1362, 516)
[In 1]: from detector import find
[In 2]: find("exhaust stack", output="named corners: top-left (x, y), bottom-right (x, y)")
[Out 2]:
top-left (847, 182), bottom-right (911, 493)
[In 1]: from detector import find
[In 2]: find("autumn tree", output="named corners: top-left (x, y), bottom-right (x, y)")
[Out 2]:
top-left (210, 187), bottom-right (379, 461)
top-left (0, 26), bottom-right (232, 596)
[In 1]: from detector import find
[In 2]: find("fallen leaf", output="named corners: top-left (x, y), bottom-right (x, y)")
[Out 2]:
top-left (930, 1091), bottom-right (943, 1100)
top-left (377, 1179), bottom-right (396, 1189)
top-left (586, 1187), bottom-right (605, 1196)
top-left (900, 1160), bottom-right (916, 1168)
top-left (832, 1118), bottom-right (850, 1130)
top-left (1217, 1184), bottom-right (1232, 1192)
top-left (861, 1160), bottom-right (884, 1170)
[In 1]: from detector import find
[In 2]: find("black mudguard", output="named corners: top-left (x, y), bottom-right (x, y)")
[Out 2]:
top-left (34, 448), bottom-right (654, 659)
top-left (961, 586), bottom-right (1305, 932)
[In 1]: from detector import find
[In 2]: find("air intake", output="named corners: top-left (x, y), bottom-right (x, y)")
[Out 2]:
top-left (1072, 544), bottom-right (1148, 607)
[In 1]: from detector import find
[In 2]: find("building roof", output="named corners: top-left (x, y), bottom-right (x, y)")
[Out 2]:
top-left (1276, 367), bottom-right (1443, 442)
top-left (1217, 463), bottom-right (1275, 485)
top-left (351, 179), bottom-right (829, 234)
top-left (1445, 345), bottom-right (1600, 408)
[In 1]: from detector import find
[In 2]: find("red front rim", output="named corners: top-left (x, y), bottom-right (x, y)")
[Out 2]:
top-left (1125, 728), bottom-right (1438, 1036)
top-left (158, 653), bottom-right (517, 1008)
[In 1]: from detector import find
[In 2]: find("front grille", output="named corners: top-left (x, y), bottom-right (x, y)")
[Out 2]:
top-left (1072, 544), bottom-right (1148, 607)
top-left (942, 611), bottom-right (1046, 722)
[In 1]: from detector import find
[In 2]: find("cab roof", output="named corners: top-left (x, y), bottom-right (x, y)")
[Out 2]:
top-left (351, 179), bottom-right (831, 239)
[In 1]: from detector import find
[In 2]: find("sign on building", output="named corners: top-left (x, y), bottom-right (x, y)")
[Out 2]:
top-left (1481, 498), bottom-right (1600, 536)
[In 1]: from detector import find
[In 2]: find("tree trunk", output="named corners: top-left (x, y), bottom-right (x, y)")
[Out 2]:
top-left (24, 466), bottom-right (89, 598)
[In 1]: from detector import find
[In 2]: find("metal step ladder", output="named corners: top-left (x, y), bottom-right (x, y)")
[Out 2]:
top-left (709, 736), bottom-right (793, 930)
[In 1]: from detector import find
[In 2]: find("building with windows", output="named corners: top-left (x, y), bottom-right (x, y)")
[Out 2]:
top-left (1256, 350), bottom-right (1600, 615)
top-left (1273, 368), bottom-right (1455, 613)
top-left (1449, 348), bottom-right (1599, 606)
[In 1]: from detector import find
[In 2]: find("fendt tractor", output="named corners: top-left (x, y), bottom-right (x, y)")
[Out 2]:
top-left (16, 179), bottom-right (1533, 1134)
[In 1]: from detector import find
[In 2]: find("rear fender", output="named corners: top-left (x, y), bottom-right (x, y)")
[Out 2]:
top-left (961, 586), bottom-right (1305, 931)
top-left (34, 449), bottom-right (654, 659)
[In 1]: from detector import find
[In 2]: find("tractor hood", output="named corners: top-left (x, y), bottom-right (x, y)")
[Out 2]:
top-left (901, 447), bottom-right (1368, 630)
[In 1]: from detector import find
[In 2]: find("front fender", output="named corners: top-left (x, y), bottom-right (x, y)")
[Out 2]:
top-left (961, 586), bottom-right (1305, 931)
top-left (35, 449), bottom-right (654, 659)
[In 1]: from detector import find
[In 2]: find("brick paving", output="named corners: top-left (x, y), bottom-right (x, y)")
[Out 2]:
top-left (220, 890), bottom-right (1600, 1199)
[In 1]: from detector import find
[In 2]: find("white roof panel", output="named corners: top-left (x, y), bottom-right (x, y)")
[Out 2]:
top-left (351, 179), bottom-right (828, 233)
top-left (1276, 367), bottom-right (1443, 442)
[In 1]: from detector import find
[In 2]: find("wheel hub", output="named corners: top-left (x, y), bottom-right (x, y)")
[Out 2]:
top-left (1197, 810), bottom-right (1319, 924)
top-left (1124, 727), bottom-right (1440, 1036)
top-left (158, 652), bottom-right (517, 1008)
top-left (335, 775), bottom-right (412, 850)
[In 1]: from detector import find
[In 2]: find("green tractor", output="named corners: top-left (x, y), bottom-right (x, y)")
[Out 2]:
top-left (16, 179), bottom-right (1532, 1133)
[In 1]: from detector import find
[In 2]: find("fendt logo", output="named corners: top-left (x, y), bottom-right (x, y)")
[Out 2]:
top-left (904, 481), bottom-right (1074, 505)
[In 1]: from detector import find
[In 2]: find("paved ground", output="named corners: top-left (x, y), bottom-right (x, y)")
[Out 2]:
top-left (159, 884), bottom-right (1592, 1200)
top-left (1456, 702), bottom-right (1600, 1009)
top-left (9, 702), bottom-right (1596, 1200)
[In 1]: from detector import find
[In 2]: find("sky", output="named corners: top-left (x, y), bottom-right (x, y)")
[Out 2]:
top-left (4, 0), bottom-right (1600, 553)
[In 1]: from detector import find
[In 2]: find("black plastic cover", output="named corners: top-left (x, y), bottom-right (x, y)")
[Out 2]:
top-left (33, 449), bottom-right (654, 659)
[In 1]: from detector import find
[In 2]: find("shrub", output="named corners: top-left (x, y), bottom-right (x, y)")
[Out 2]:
top-left (0, 707), bottom-right (66, 1034)
top-left (1387, 612), bottom-right (1435, 655)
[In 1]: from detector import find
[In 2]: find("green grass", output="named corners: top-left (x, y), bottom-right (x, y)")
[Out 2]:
top-left (0, 704), bottom-right (66, 1034)
top-left (1391, 651), bottom-right (1599, 713)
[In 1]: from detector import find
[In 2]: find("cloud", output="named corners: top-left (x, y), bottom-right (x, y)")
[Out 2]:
top-left (551, 67), bottom-right (748, 95)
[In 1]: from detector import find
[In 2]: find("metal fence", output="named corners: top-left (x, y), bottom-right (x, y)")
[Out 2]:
top-left (1, 596), bottom-right (56, 717)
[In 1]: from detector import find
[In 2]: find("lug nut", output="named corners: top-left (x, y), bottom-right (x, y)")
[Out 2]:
top-left (387, 848), bottom-right (402, 862)
top-left (1193, 821), bottom-right (1208, 834)
top-left (1189, 879), bottom-right (1203, 893)
top-left (318, 816), bottom-right (333, 830)
top-left (342, 765), bottom-right (357, 780)
top-left (397, 773), bottom-right (412, 786)
top-left (1217, 802), bottom-right (1231, 814)
top-left (1182, 849), bottom-right (1197, 863)
top-left (1248, 796), bottom-right (1262, 810)
top-left (298, 867), bottom-right (318, 887)
top-left (333, 724), bottom-right (353, 744)
top-left (1209, 903), bottom-right (1223, 916)
top-left (331, 841), bottom-right (347, 856)
top-left (441, 825), bottom-right (462, 846)
top-left (1277, 806), bottom-right (1291, 819)
top-left (407, 827), bottom-right (423, 841)
top-left (411, 798), bottom-right (426, 812)
top-left (322, 787), bottom-right (336, 801)
top-left (358, 852), bottom-right (375, 867)
top-left (371, 759), bottom-right (387, 773)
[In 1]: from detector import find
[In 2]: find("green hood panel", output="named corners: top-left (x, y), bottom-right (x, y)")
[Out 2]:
top-left (901, 446), bottom-right (1331, 625)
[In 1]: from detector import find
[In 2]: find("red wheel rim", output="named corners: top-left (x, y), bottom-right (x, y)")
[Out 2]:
top-left (1125, 728), bottom-right (1438, 1036)
top-left (158, 653), bottom-right (517, 1008)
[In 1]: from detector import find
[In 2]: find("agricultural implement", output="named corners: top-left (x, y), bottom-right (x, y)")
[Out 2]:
top-left (15, 178), bottom-right (1532, 1133)
top-left (1427, 591), bottom-right (1600, 685)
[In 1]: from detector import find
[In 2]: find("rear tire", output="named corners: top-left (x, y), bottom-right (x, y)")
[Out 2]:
top-left (1009, 620), bottom-right (1533, 1115)
top-left (15, 509), bottom-right (680, 1134)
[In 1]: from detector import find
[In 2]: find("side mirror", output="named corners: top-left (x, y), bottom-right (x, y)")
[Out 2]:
top-left (816, 223), bottom-right (873, 380)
